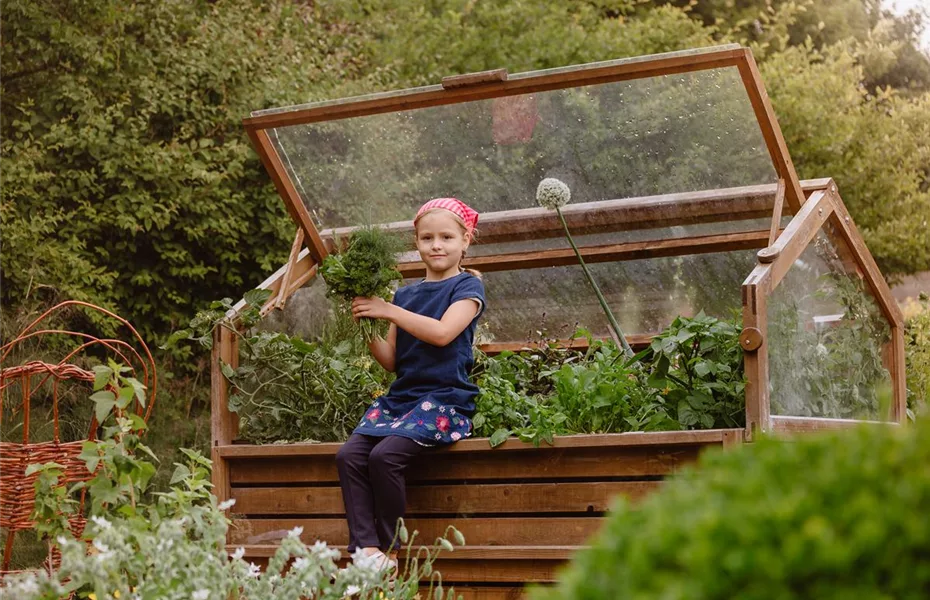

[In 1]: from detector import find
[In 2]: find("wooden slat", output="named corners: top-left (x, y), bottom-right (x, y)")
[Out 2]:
top-left (449, 587), bottom-right (533, 600)
top-left (228, 443), bottom-right (704, 485)
top-left (228, 517), bottom-right (603, 547)
top-left (244, 46), bottom-right (745, 129)
top-left (245, 553), bottom-right (560, 585)
top-left (322, 184), bottom-right (782, 248)
top-left (771, 415), bottom-right (896, 433)
top-left (231, 481), bottom-right (660, 515)
top-left (736, 49), bottom-right (806, 212)
top-left (220, 429), bottom-right (735, 458)
top-left (235, 545), bottom-right (578, 560)
top-left (245, 128), bottom-right (328, 264)
top-left (479, 333), bottom-right (653, 355)
top-left (398, 229), bottom-right (772, 278)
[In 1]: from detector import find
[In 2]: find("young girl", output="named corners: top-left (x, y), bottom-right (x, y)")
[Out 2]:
top-left (336, 198), bottom-right (486, 572)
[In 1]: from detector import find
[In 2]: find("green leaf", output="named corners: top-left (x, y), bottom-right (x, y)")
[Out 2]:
top-left (489, 428), bottom-right (511, 447)
top-left (92, 365), bottom-right (113, 391)
top-left (220, 359), bottom-right (236, 379)
top-left (91, 390), bottom-right (117, 423)
top-left (244, 288), bottom-right (273, 308)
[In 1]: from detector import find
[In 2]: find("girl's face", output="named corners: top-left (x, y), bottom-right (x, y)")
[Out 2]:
top-left (415, 210), bottom-right (470, 279)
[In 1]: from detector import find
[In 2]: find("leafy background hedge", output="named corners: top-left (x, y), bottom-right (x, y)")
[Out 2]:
top-left (2, 0), bottom-right (929, 479)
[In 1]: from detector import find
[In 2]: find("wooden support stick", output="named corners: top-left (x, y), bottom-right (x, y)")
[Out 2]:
top-left (274, 229), bottom-right (305, 311)
top-left (768, 178), bottom-right (786, 247)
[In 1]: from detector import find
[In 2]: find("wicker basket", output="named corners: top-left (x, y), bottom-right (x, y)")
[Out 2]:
top-left (0, 301), bottom-right (156, 576)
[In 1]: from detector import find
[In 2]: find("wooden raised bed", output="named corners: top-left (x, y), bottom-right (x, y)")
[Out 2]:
top-left (213, 45), bottom-right (907, 598)
top-left (221, 430), bottom-right (742, 599)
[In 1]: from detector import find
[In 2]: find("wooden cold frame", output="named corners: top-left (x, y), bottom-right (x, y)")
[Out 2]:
top-left (212, 179), bottom-right (833, 448)
top-left (741, 180), bottom-right (906, 436)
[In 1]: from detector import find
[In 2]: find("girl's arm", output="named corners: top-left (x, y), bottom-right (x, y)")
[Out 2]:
top-left (352, 296), bottom-right (479, 348)
top-left (367, 323), bottom-right (397, 372)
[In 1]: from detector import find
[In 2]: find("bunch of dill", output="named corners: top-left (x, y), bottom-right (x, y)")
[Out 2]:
top-left (319, 226), bottom-right (405, 342)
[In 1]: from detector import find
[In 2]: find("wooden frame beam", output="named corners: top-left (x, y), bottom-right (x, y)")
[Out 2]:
top-left (243, 46), bottom-right (746, 130)
top-left (770, 415), bottom-right (895, 434)
top-left (245, 128), bottom-right (328, 265)
top-left (399, 229), bottom-right (772, 278)
top-left (736, 49), bottom-right (806, 212)
top-left (479, 334), bottom-right (655, 356)
top-left (322, 182), bottom-right (785, 248)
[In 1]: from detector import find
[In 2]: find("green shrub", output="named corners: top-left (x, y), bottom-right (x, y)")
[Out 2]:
top-left (906, 294), bottom-right (930, 417)
top-left (534, 420), bottom-right (930, 600)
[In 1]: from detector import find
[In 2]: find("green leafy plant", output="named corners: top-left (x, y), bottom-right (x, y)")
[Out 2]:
top-left (533, 419), bottom-right (930, 600)
top-left (167, 290), bottom-right (395, 443)
top-left (768, 272), bottom-right (892, 419)
top-left (2, 376), bottom-right (466, 600)
top-left (319, 226), bottom-right (405, 343)
top-left (634, 311), bottom-right (746, 430)
top-left (472, 315), bottom-right (746, 447)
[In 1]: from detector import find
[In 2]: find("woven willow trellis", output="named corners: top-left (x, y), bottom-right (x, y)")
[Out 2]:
top-left (0, 301), bottom-right (156, 575)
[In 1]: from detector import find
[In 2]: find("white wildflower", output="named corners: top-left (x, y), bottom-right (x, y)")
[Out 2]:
top-left (56, 535), bottom-right (69, 546)
top-left (217, 499), bottom-right (236, 511)
top-left (292, 557), bottom-right (310, 571)
top-left (230, 547), bottom-right (246, 561)
top-left (92, 539), bottom-right (110, 553)
top-left (247, 562), bottom-right (262, 578)
top-left (193, 590), bottom-right (210, 600)
top-left (91, 515), bottom-right (112, 530)
top-left (536, 177), bottom-right (571, 210)
top-left (288, 526), bottom-right (304, 538)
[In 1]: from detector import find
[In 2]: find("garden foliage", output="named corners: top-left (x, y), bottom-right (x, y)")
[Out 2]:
top-left (534, 418), bottom-right (930, 600)
top-left (0, 364), bottom-right (464, 600)
top-left (905, 294), bottom-right (930, 416)
top-left (473, 313), bottom-right (745, 447)
top-left (319, 226), bottom-right (405, 342)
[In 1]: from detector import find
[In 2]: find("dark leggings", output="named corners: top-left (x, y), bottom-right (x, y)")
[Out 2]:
top-left (335, 434), bottom-right (427, 552)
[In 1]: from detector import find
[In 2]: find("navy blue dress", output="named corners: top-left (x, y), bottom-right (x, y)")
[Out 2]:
top-left (352, 272), bottom-right (486, 446)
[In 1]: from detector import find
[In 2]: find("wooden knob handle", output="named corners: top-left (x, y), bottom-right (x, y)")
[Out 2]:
top-left (739, 327), bottom-right (763, 351)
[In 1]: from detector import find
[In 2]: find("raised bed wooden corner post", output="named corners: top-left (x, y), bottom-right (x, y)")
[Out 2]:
top-left (211, 325), bottom-right (238, 505)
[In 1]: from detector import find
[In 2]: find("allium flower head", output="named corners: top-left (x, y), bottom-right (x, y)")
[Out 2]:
top-left (536, 178), bottom-right (571, 210)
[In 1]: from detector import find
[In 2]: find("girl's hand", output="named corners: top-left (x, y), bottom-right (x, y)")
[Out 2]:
top-left (351, 296), bottom-right (394, 321)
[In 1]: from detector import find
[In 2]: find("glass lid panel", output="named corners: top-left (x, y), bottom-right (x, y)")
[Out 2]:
top-left (266, 66), bottom-right (777, 234)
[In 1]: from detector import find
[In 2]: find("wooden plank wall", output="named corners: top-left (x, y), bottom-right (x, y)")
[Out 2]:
top-left (223, 431), bottom-right (739, 599)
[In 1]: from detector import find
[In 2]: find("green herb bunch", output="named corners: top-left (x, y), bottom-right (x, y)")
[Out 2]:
top-left (319, 226), bottom-right (405, 342)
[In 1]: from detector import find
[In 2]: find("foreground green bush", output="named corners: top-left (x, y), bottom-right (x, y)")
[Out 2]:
top-left (535, 420), bottom-right (930, 600)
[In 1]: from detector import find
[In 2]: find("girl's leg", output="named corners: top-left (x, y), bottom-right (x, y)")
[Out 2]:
top-left (335, 434), bottom-right (381, 553)
top-left (367, 435), bottom-right (428, 552)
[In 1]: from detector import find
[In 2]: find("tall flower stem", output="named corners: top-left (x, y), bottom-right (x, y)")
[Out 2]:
top-left (556, 207), bottom-right (634, 358)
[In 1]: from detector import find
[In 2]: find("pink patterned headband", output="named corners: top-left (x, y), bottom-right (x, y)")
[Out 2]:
top-left (414, 198), bottom-right (479, 235)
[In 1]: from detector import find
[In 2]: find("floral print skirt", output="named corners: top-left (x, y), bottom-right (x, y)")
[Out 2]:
top-left (352, 397), bottom-right (473, 446)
